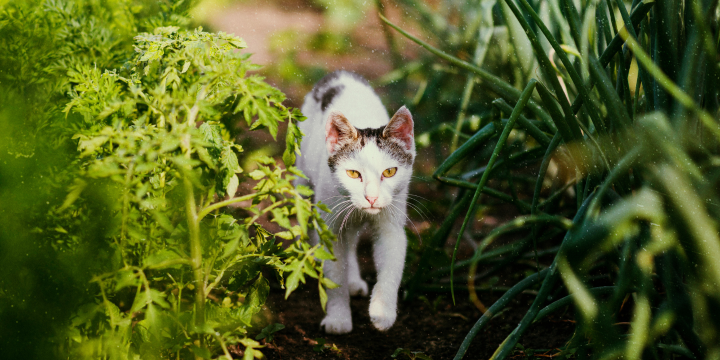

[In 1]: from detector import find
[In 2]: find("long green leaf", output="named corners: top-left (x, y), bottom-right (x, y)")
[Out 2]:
top-left (454, 269), bottom-right (550, 360)
top-left (621, 28), bottom-right (720, 141)
top-left (535, 81), bottom-right (578, 142)
top-left (569, 1), bottom-right (655, 115)
top-left (405, 191), bottom-right (473, 299)
top-left (515, 0), bottom-right (607, 142)
top-left (560, 0), bottom-right (582, 48)
top-left (492, 99), bottom-right (552, 147)
top-left (379, 14), bottom-right (555, 128)
top-left (533, 286), bottom-right (616, 323)
top-left (588, 55), bottom-right (632, 128)
top-left (433, 122), bottom-right (498, 178)
top-left (488, 193), bottom-right (596, 360)
top-left (449, 79), bottom-right (538, 304)
top-left (531, 133), bottom-right (563, 269)
top-left (503, 0), bottom-right (580, 141)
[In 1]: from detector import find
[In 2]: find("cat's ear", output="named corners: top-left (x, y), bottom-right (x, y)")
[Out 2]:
top-left (325, 111), bottom-right (358, 155)
top-left (384, 106), bottom-right (414, 151)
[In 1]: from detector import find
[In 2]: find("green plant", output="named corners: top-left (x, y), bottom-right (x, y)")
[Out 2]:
top-left (62, 25), bottom-right (336, 359)
top-left (418, 295), bottom-right (445, 314)
top-left (381, 0), bottom-right (720, 359)
top-left (255, 323), bottom-right (285, 343)
top-left (312, 337), bottom-right (342, 355)
top-left (0, 1), bottom-right (335, 359)
top-left (392, 348), bottom-right (434, 360)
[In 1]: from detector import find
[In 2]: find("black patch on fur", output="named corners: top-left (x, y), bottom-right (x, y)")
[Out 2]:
top-left (321, 85), bottom-right (343, 111)
top-left (311, 70), bottom-right (370, 103)
top-left (312, 72), bottom-right (339, 102)
top-left (328, 125), bottom-right (414, 172)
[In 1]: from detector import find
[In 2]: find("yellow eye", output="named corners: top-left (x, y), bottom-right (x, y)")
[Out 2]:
top-left (346, 170), bottom-right (361, 179)
top-left (382, 167), bottom-right (397, 178)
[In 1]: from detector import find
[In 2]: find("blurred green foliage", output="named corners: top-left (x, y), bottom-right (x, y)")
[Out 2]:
top-left (313, 0), bottom-right (372, 32)
top-left (363, 0), bottom-right (720, 359)
top-left (0, 0), bottom-right (335, 359)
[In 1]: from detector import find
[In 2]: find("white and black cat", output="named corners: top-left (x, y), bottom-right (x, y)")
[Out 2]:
top-left (296, 71), bottom-right (415, 334)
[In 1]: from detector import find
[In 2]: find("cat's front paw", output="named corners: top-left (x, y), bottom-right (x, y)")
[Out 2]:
top-left (321, 314), bottom-right (353, 334)
top-left (369, 298), bottom-right (397, 331)
top-left (349, 278), bottom-right (368, 297)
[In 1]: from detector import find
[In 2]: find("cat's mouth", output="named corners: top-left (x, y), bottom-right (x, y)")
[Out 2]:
top-left (362, 207), bottom-right (382, 215)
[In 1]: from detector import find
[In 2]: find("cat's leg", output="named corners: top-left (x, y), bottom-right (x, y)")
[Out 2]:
top-left (368, 218), bottom-right (407, 331)
top-left (347, 225), bottom-right (368, 297)
top-left (320, 239), bottom-right (353, 334)
top-left (318, 191), bottom-right (355, 334)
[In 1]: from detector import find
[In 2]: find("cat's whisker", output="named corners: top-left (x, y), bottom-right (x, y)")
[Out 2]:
top-left (327, 204), bottom-right (350, 228)
top-left (328, 200), bottom-right (353, 213)
top-left (322, 197), bottom-right (352, 210)
top-left (328, 203), bottom-right (354, 227)
top-left (406, 195), bottom-right (433, 218)
top-left (321, 195), bottom-right (351, 203)
top-left (406, 194), bottom-right (432, 208)
top-left (406, 200), bottom-right (430, 222)
top-left (389, 202), bottom-right (422, 243)
top-left (407, 193), bottom-right (431, 202)
top-left (327, 207), bottom-right (350, 228)
top-left (338, 207), bottom-right (355, 241)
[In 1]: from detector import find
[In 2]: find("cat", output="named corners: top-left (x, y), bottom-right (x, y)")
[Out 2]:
top-left (295, 71), bottom-right (415, 334)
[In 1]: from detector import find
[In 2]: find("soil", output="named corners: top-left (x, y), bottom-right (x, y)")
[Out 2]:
top-left (252, 239), bottom-right (575, 360)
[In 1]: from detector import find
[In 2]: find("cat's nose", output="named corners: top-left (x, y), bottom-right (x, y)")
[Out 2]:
top-left (365, 196), bottom-right (378, 206)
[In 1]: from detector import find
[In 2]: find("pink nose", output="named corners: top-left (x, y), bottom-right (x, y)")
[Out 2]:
top-left (365, 196), bottom-right (378, 206)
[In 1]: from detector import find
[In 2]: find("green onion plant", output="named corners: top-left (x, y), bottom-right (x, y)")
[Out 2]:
top-left (382, 0), bottom-right (720, 358)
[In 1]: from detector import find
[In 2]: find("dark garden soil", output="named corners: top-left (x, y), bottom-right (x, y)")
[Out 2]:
top-left (253, 239), bottom-right (575, 360)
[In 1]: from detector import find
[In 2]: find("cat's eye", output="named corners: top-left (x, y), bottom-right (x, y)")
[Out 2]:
top-left (382, 167), bottom-right (397, 178)
top-left (346, 170), bottom-right (361, 179)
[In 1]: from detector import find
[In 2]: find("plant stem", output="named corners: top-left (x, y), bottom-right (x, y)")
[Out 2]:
top-left (375, 0), bottom-right (402, 69)
top-left (184, 176), bottom-right (205, 330)
top-left (620, 28), bottom-right (720, 141)
top-left (379, 14), bottom-right (555, 129)
top-left (454, 269), bottom-right (550, 360)
top-left (197, 192), bottom-right (259, 221)
top-left (450, 79), bottom-right (538, 304)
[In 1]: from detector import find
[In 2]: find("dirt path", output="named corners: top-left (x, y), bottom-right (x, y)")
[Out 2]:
top-left (255, 241), bottom-right (574, 360)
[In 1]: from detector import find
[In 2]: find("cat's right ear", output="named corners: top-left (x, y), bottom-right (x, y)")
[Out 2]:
top-left (325, 111), bottom-right (357, 155)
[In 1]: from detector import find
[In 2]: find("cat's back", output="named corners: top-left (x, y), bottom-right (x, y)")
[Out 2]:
top-left (301, 71), bottom-right (389, 133)
top-left (298, 71), bottom-right (389, 182)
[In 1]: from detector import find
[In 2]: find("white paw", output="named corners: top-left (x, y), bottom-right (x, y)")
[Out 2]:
top-left (369, 298), bottom-right (396, 331)
top-left (321, 313), bottom-right (353, 334)
top-left (348, 278), bottom-right (369, 297)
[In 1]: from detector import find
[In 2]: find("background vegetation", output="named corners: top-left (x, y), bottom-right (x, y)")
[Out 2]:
top-left (0, 1), bottom-right (336, 359)
top-left (2, 0), bottom-right (720, 359)
top-left (372, 0), bottom-right (720, 359)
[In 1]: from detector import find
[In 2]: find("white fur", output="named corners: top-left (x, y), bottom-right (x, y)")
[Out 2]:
top-left (296, 72), bottom-right (413, 334)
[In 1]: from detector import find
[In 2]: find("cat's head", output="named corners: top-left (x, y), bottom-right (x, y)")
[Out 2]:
top-left (325, 106), bottom-right (415, 215)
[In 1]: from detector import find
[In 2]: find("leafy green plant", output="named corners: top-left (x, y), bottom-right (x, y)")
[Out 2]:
top-left (392, 348), bottom-right (434, 360)
top-left (61, 25), bottom-right (336, 359)
top-left (312, 337), bottom-right (342, 355)
top-left (380, 0), bottom-right (720, 359)
top-left (418, 295), bottom-right (445, 314)
top-left (255, 323), bottom-right (285, 343)
top-left (0, 1), bottom-right (336, 359)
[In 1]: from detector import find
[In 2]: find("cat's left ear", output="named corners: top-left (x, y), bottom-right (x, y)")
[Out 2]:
top-left (384, 106), bottom-right (414, 151)
top-left (326, 111), bottom-right (358, 155)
